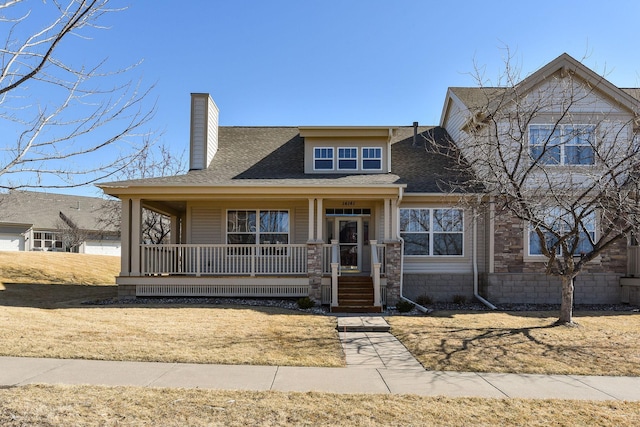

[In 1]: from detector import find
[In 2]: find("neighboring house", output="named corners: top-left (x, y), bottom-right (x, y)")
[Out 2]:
top-left (0, 191), bottom-right (121, 256)
top-left (99, 53), bottom-right (640, 309)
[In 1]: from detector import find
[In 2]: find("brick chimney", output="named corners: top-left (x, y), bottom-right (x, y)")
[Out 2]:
top-left (189, 93), bottom-right (219, 170)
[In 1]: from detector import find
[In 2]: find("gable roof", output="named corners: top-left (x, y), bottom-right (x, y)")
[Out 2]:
top-left (0, 190), bottom-right (118, 232)
top-left (99, 126), bottom-right (471, 195)
top-left (442, 53), bottom-right (640, 127)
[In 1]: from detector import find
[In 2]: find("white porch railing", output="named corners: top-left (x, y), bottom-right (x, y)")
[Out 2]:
top-left (141, 244), bottom-right (308, 276)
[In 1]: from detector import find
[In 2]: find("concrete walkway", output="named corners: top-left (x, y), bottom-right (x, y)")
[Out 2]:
top-left (1, 316), bottom-right (639, 400)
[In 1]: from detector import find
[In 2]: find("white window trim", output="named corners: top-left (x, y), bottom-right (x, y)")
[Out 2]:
top-left (528, 124), bottom-right (596, 166)
top-left (400, 208), bottom-right (465, 257)
top-left (361, 147), bottom-right (383, 171)
top-left (226, 209), bottom-right (290, 247)
top-left (337, 147), bottom-right (358, 171)
top-left (524, 211), bottom-right (597, 260)
top-left (313, 147), bottom-right (334, 171)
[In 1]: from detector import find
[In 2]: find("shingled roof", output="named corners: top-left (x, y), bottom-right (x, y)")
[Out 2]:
top-left (99, 125), bottom-right (471, 194)
top-left (0, 191), bottom-right (118, 232)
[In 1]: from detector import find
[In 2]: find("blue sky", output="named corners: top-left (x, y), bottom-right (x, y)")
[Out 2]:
top-left (6, 0), bottom-right (640, 196)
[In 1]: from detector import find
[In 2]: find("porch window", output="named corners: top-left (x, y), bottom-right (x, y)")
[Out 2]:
top-left (338, 147), bottom-right (357, 170)
top-left (400, 208), bottom-right (464, 256)
top-left (529, 124), bottom-right (595, 165)
top-left (528, 208), bottom-right (595, 256)
top-left (314, 147), bottom-right (334, 170)
top-left (227, 210), bottom-right (289, 249)
top-left (362, 147), bottom-right (382, 170)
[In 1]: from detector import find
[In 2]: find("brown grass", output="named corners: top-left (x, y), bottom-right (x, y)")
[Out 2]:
top-left (389, 311), bottom-right (640, 376)
top-left (0, 251), bottom-right (120, 285)
top-left (0, 251), bottom-right (343, 367)
top-left (1, 385), bottom-right (639, 427)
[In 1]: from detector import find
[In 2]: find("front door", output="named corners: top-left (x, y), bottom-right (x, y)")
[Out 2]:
top-left (337, 218), bottom-right (361, 272)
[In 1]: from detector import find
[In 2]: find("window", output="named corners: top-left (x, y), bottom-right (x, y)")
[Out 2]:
top-left (33, 231), bottom-right (62, 251)
top-left (338, 148), bottom-right (357, 170)
top-left (314, 147), bottom-right (334, 170)
top-left (362, 147), bottom-right (382, 170)
top-left (529, 124), bottom-right (595, 165)
top-left (227, 210), bottom-right (289, 246)
top-left (528, 208), bottom-right (595, 256)
top-left (400, 208), bottom-right (464, 256)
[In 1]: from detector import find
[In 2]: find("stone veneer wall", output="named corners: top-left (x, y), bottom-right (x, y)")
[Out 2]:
top-left (403, 273), bottom-right (474, 303)
top-left (384, 240), bottom-right (402, 305)
top-left (487, 210), bottom-right (627, 304)
top-left (306, 241), bottom-right (324, 302)
top-left (118, 284), bottom-right (136, 299)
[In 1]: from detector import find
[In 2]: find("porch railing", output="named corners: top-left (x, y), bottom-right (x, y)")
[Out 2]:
top-left (141, 244), bottom-right (308, 276)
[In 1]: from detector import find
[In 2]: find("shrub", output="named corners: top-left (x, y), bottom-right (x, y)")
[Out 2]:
top-left (452, 294), bottom-right (467, 304)
top-left (415, 294), bottom-right (433, 306)
top-left (395, 299), bottom-right (415, 313)
top-left (297, 297), bottom-right (315, 309)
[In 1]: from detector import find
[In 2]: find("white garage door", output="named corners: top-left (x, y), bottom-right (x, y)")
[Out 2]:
top-left (83, 240), bottom-right (121, 256)
top-left (0, 233), bottom-right (24, 251)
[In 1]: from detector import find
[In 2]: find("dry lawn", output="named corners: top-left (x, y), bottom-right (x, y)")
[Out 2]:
top-left (0, 251), bottom-right (344, 367)
top-left (1, 385), bottom-right (639, 427)
top-left (389, 310), bottom-right (640, 376)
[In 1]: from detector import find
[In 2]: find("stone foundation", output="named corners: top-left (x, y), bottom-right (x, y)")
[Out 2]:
top-left (117, 284), bottom-right (136, 299)
top-left (484, 273), bottom-right (621, 304)
top-left (385, 240), bottom-right (402, 305)
top-left (403, 273), bottom-right (474, 303)
top-left (306, 241), bottom-right (324, 303)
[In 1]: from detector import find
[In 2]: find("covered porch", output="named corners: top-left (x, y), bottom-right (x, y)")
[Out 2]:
top-left (111, 186), bottom-right (405, 310)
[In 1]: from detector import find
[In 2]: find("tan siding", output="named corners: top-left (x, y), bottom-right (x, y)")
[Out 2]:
top-left (294, 206), bottom-right (308, 243)
top-left (190, 207), bottom-right (221, 244)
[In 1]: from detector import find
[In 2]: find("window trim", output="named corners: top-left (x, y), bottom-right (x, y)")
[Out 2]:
top-left (400, 208), bottom-right (465, 257)
top-left (526, 208), bottom-right (596, 258)
top-left (226, 209), bottom-right (291, 249)
top-left (313, 147), bottom-right (334, 171)
top-left (337, 147), bottom-right (358, 170)
top-left (528, 124), bottom-right (596, 166)
top-left (361, 147), bottom-right (383, 171)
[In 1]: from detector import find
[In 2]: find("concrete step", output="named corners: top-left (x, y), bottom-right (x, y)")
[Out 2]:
top-left (336, 315), bottom-right (390, 331)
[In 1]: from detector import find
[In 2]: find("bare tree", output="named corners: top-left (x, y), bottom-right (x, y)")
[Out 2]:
top-left (56, 211), bottom-right (87, 252)
top-left (98, 142), bottom-right (187, 244)
top-left (431, 52), bottom-right (640, 325)
top-left (1, 0), bottom-right (154, 190)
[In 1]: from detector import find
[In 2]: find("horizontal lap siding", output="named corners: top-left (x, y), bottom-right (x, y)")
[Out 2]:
top-left (191, 207), bottom-right (221, 244)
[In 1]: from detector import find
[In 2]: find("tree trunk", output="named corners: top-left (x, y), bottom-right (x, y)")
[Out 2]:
top-left (557, 275), bottom-right (575, 325)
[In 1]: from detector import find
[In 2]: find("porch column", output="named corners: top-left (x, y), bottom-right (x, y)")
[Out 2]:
top-left (390, 198), bottom-right (398, 239)
top-left (170, 215), bottom-right (179, 244)
top-left (384, 198), bottom-right (391, 241)
top-left (130, 197), bottom-right (142, 276)
top-left (308, 198), bottom-right (315, 241)
top-left (316, 197), bottom-right (323, 242)
top-left (120, 198), bottom-right (131, 276)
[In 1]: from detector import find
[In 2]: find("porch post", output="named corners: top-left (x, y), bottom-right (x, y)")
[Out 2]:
top-left (120, 198), bottom-right (131, 276)
top-left (130, 197), bottom-right (142, 276)
top-left (316, 197), bottom-right (323, 242)
top-left (308, 198), bottom-right (315, 240)
top-left (384, 198), bottom-right (391, 241)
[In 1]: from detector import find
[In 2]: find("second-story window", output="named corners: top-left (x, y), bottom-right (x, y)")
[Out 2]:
top-left (529, 124), bottom-right (595, 165)
top-left (362, 147), bottom-right (382, 170)
top-left (314, 147), bottom-right (334, 170)
top-left (338, 148), bottom-right (357, 170)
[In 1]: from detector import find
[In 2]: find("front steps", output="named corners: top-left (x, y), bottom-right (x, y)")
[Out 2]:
top-left (331, 276), bottom-right (382, 313)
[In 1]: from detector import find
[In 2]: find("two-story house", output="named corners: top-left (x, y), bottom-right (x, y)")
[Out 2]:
top-left (99, 53), bottom-right (640, 309)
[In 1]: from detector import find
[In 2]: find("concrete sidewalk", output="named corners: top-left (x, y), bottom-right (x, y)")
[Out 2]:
top-left (2, 356), bottom-right (639, 400)
top-left (1, 316), bottom-right (639, 400)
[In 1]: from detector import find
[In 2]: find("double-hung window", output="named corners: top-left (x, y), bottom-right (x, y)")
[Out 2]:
top-left (227, 210), bottom-right (289, 248)
top-left (314, 148), bottom-right (334, 170)
top-left (400, 208), bottom-right (464, 256)
top-left (529, 124), bottom-right (595, 165)
top-left (528, 208), bottom-right (595, 256)
top-left (362, 147), bottom-right (382, 170)
top-left (338, 147), bottom-right (357, 170)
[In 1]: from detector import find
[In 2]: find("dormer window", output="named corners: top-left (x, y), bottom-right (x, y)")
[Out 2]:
top-left (314, 147), bottom-right (334, 170)
top-left (529, 125), bottom-right (595, 165)
top-left (362, 147), bottom-right (382, 170)
top-left (338, 148), bottom-right (357, 170)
